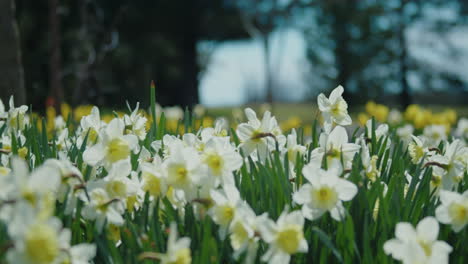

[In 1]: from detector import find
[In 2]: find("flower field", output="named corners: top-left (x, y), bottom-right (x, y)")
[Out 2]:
top-left (0, 85), bottom-right (467, 264)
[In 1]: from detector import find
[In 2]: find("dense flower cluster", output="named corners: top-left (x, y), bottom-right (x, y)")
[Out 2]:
top-left (0, 87), bottom-right (467, 263)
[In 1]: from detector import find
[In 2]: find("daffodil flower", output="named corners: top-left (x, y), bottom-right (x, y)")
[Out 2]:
top-left (83, 118), bottom-right (138, 169)
top-left (436, 190), bottom-right (468, 232)
top-left (209, 184), bottom-right (242, 238)
top-left (317, 85), bottom-right (351, 132)
top-left (156, 222), bottom-right (192, 264)
top-left (293, 166), bottom-right (357, 221)
top-left (258, 210), bottom-right (308, 264)
top-left (236, 108), bottom-right (282, 160)
top-left (384, 217), bottom-right (452, 264)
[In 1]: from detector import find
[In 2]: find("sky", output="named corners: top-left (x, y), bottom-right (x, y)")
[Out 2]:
top-left (199, 28), bottom-right (310, 107)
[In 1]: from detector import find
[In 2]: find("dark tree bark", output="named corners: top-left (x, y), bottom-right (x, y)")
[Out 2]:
top-left (49, 0), bottom-right (63, 111)
top-left (181, 0), bottom-right (200, 108)
top-left (0, 0), bottom-right (26, 105)
top-left (330, 0), bottom-right (355, 101)
top-left (398, 0), bottom-right (411, 108)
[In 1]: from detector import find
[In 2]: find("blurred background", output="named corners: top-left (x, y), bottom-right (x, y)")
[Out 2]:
top-left (1, 0), bottom-right (468, 113)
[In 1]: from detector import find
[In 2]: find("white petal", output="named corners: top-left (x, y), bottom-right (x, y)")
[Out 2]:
top-left (106, 118), bottom-right (124, 139)
top-left (435, 206), bottom-right (451, 224)
top-left (416, 217), bottom-right (439, 242)
top-left (317, 94), bottom-right (330, 112)
top-left (330, 202), bottom-right (345, 221)
top-left (329, 85), bottom-right (344, 104)
top-left (395, 222), bottom-right (416, 242)
top-left (336, 179), bottom-right (358, 201)
top-left (328, 126), bottom-right (348, 147)
top-left (293, 184), bottom-right (312, 205)
top-left (83, 144), bottom-right (105, 166)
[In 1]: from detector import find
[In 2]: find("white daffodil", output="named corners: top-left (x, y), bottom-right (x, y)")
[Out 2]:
top-left (140, 156), bottom-right (168, 200)
top-left (317, 85), bottom-right (351, 132)
top-left (229, 205), bottom-right (264, 264)
top-left (102, 160), bottom-right (139, 199)
top-left (163, 142), bottom-right (205, 199)
top-left (258, 210), bottom-right (308, 264)
top-left (83, 118), bottom-right (138, 169)
top-left (427, 140), bottom-right (465, 190)
top-left (408, 135), bottom-right (432, 165)
top-left (2, 158), bottom-right (60, 219)
top-left (182, 133), bottom-right (206, 152)
top-left (293, 166), bottom-right (357, 221)
top-left (388, 109), bottom-right (403, 125)
top-left (0, 98), bottom-right (7, 123)
top-left (454, 118), bottom-right (468, 139)
top-left (57, 243), bottom-right (97, 264)
top-left (209, 184), bottom-right (242, 238)
top-left (383, 217), bottom-right (452, 264)
top-left (435, 190), bottom-right (468, 232)
top-left (318, 126), bottom-right (360, 169)
top-left (202, 137), bottom-right (242, 187)
top-left (156, 222), bottom-right (192, 264)
top-left (361, 141), bottom-right (380, 182)
top-left (79, 106), bottom-right (104, 146)
top-left (201, 118), bottom-right (230, 142)
top-left (123, 102), bottom-right (148, 141)
top-left (7, 215), bottom-right (65, 264)
top-left (43, 158), bottom-right (84, 215)
top-left (81, 188), bottom-right (125, 232)
top-left (7, 96), bottom-right (29, 132)
top-left (7, 202), bottom-right (95, 264)
top-left (285, 129), bottom-right (306, 165)
top-left (236, 108), bottom-right (282, 160)
top-left (423, 125), bottom-right (447, 147)
top-left (363, 119), bottom-right (391, 148)
top-left (396, 124), bottom-right (414, 147)
top-left (163, 106), bottom-right (184, 121)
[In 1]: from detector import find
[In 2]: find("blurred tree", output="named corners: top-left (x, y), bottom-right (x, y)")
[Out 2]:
top-left (48, 0), bottom-right (64, 111)
top-left (15, 0), bottom-right (249, 109)
top-left (0, 0), bottom-right (26, 105)
top-left (304, 0), bottom-right (467, 106)
top-left (229, 0), bottom-right (306, 103)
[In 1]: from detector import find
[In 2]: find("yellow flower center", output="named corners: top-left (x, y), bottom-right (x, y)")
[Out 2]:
top-left (168, 165), bottom-right (189, 187)
top-left (0, 166), bottom-right (10, 176)
top-left (230, 221), bottom-right (249, 249)
top-left (214, 205), bottom-right (235, 226)
top-left (18, 147), bottom-right (28, 159)
top-left (88, 128), bottom-right (99, 143)
top-left (408, 142), bottom-right (424, 164)
top-left (276, 225), bottom-right (303, 254)
top-left (142, 172), bottom-right (162, 197)
top-left (330, 100), bottom-right (347, 117)
top-left (106, 138), bottom-right (130, 163)
top-left (206, 154), bottom-right (223, 175)
top-left (25, 224), bottom-right (59, 263)
top-left (107, 224), bottom-right (121, 242)
top-left (250, 130), bottom-right (263, 143)
top-left (168, 248), bottom-right (192, 264)
top-left (449, 203), bottom-right (468, 225)
top-left (106, 180), bottom-right (127, 198)
top-left (22, 188), bottom-right (37, 206)
top-left (418, 239), bottom-right (432, 257)
top-left (312, 186), bottom-right (338, 210)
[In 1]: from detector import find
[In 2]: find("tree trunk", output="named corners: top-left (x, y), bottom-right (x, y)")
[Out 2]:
top-left (0, 0), bottom-right (26, 105)
top-left (49, 0), bottom-right (63, 111)
top-left (263, 35), bottom-right (273, 104)
top-left (181, 1), bottom-right (199, 108)
top-left (399, 0), bottom-right (411, 108)
top-left (331, 2), bottom-right (353, 101)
